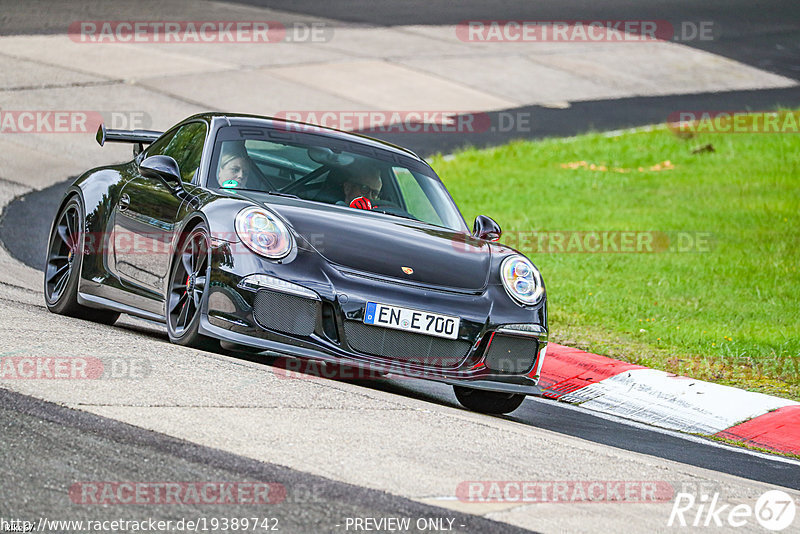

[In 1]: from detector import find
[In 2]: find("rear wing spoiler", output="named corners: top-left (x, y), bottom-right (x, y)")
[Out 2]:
top-left (95, 123), bottom-right (162, 148)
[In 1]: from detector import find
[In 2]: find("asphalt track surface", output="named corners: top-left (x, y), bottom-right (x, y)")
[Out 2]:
top-left (2, 182), bottom-right (799, 493)
top-left (1, 1), bottom-right (799, 156)
top-left (246, 0), bottom-right (800, 156)
top-left (0, 387), bottom-right (528, 533)
top-left (6, 0), bottom-right (800, 78)
top-left (231, 0), bottom-right (800, 76)
top-left (229, 0), bottom-right (800, 154)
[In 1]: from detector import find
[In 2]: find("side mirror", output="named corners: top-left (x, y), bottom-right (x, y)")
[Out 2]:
top-left (140, 155), bottom-right (182, 190)
top-left (473, 215), bottom-right (501, 241)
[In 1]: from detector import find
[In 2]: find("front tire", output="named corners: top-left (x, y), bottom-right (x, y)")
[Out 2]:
top-left (166, 222), bottom-right (218, 351)
top-left (453, 386), bottom-right (526, 415)
top-left (44, 196), bottom-right (120, 325)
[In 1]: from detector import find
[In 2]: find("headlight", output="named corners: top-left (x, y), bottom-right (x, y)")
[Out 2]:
top-left (500, 255), bottom-right (544, 306)
top-left (234, 207), bottom-right (293, 259)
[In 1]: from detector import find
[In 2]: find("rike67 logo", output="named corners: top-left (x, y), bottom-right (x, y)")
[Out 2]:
top-left (668, 489), bottom-right (797, 531)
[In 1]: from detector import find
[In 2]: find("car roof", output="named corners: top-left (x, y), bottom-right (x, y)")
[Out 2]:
top-left (186, 112), bottom-right (426, 163)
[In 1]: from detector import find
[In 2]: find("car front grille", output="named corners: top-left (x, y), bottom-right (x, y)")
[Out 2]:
top-left (484, 334), bottom-right (539, 374)
top-left (343, 320), bottom-right (471, 367)
top-left (253, 290), bottom-right (319, 336)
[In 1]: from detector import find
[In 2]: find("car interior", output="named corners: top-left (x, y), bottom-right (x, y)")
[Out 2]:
top-left (212, 139), bottom-right (458, 229)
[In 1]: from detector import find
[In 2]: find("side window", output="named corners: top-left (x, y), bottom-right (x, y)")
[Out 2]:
top-left (144, 129), bottom-right (177, 159)
top-left (394, 167), bottom-right (443, 225)
top-left (146, 122), bottom-right (208, 182)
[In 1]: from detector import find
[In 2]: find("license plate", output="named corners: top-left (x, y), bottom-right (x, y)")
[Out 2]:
top-left (363, 302), bottom-right (460, 340)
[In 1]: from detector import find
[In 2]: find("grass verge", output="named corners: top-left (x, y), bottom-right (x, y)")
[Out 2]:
top-left (431, 112), bottom-right (800, 400)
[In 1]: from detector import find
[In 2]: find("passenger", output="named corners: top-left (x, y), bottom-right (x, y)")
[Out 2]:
top-left (217, 144), bottom-right (252, 188)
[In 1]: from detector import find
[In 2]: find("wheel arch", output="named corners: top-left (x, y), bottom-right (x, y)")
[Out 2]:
top-left (164, 212), bottom-right (219, 350)
top-left (47, 186), bottom-right (85, 247)
top-left (164, 212), bottom-right (210, 298)
top-left (170, 212), bottom-right (210, 255)
top-left (45, 187), bottom-right (87, 281)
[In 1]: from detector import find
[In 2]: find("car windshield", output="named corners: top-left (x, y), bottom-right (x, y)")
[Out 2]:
top-left (208, 126), bottom-right (468, 232)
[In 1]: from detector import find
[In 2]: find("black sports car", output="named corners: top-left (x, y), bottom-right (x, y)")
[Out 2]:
top-left (44, 113), bottom-right (548, 414)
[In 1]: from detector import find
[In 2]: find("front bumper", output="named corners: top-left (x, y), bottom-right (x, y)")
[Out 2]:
top-left (200, 240), bottom-right (548, 396)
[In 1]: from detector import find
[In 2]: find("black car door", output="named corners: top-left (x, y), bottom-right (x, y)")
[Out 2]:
top-left (111, 121), bottom-right (207, 306)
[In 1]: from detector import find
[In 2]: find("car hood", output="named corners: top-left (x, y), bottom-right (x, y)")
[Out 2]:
top-left (242, 195), bottom-right (491, 291)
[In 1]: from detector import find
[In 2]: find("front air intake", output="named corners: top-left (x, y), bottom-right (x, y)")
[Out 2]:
top-left (253, 289), bottom-right (319, 336)
top-left (343, 320), bottom-right (470, 368)
top-left (484, 334), bottom-right (539, 374)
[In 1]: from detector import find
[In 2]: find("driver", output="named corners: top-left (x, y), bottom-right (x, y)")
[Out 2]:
top-left (217, 143), bottom-right (253, 188)
top-left (339, 160), bottom-right (382, 208)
